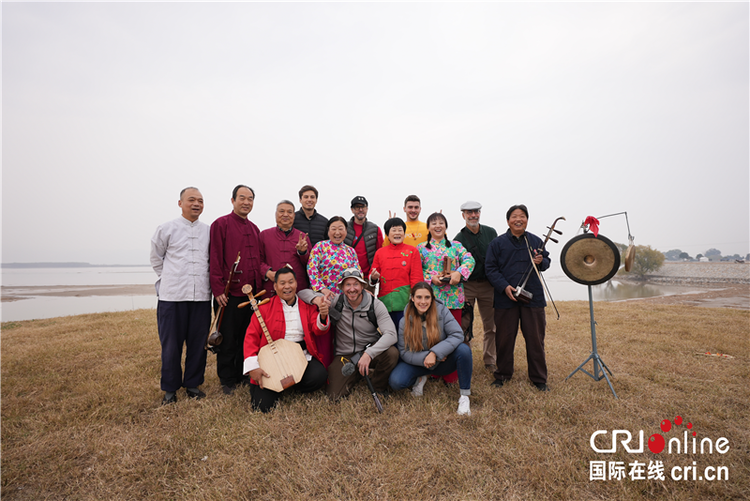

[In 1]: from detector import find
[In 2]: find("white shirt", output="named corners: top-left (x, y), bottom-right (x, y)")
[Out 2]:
top-left (150, 216), bottom-right (211, 302)
top-left (243, 296), bottom-right (312, 374)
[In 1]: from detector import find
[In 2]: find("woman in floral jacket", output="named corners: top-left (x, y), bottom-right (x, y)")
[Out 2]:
top-left (417, 212), bottom-right (474, 384)
top-left (307, 216), bottom-right (361, 297)
top-left (417, 212), bottom-right (476, 324)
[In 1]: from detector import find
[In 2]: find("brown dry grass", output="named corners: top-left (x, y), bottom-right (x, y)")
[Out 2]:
top-left (2, 302), bottom-right (748, 500)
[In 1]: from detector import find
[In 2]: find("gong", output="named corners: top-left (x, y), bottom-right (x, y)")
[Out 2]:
top-left (561, 233), bottom-right (621, 286)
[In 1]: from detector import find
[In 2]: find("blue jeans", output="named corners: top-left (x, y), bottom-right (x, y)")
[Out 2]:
top-left (389, 343), bottom-right (473, 393)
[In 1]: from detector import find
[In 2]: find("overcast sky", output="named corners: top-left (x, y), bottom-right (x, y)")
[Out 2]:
top-left (3, 2), bottom-right (748, 268)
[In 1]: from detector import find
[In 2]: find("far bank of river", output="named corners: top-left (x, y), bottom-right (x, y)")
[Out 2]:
top-left (624, 261), bottom-right (750, 285)
top-left (2, 263), bottom-right (748, 322)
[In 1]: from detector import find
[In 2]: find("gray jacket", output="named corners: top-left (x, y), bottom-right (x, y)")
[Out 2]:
top-left (396, 301), bottom-right (463, 369)
top-left (298, 289), bottom-right (397, 360)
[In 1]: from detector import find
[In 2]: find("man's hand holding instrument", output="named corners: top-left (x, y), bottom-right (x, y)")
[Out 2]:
top-left (243, 284), bottom-right (307, 393)
top-left (206, 251), bottom-right (241, 351)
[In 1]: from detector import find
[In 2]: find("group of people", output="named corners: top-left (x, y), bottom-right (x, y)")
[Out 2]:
top-left (150, 184), bottom-right (552, 415)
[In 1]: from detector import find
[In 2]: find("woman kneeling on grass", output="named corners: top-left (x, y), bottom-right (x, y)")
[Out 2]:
top-left (389, 282), bottom-right (473, 415)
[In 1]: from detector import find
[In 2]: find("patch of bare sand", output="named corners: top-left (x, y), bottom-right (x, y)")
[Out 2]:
top-left (625, 283), bottom-right (749, 309)
top-left (1, 284), bottom-right (154, 302)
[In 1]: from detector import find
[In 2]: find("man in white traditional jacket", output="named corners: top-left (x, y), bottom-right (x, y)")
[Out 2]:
top-left (150, 187), bottom-right (211, 405)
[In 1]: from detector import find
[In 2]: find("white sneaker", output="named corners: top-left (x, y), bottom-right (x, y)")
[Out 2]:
top-left (411, 376), bottom-right (428, 397)
top-left (457, 395), bottom-right (471, 416)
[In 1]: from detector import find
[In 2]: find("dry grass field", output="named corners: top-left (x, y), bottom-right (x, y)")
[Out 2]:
top-left (2, 301), bottom-right (748, 500)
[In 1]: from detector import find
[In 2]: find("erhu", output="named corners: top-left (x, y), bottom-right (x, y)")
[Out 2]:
top-left (513, 217), bottom-right (565, 317)
top-left (206, 251), bottom-right (241, 352)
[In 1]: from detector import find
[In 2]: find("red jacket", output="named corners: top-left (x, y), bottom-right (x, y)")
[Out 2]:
top-left (244, 295), bottom-right (333, 379)
top-left (259, 226), bottom-right (312, 295)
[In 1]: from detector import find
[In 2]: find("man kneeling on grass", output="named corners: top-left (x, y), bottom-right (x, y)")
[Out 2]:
top-left (243, 267), bottom-right (332, 413)
top-left (299, 268), bottom-right (399, 401)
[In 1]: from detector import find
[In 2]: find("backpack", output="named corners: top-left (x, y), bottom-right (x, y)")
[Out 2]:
top-left (330, 293), bottom-right (379, 329)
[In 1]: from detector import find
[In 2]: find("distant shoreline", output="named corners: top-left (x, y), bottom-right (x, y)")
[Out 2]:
top-left (622, 261), bottom-right (750, 286)
top-left (2, 263), bottom-right (149, 269)
top-left (1, 284), bottom-right (154, 302)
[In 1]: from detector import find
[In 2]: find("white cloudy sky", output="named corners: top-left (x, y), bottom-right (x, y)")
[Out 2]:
top-left (2, 1), bottom-right (748, 267)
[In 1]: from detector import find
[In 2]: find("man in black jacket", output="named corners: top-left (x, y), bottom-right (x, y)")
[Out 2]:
top-left (293, 185), bottom-right (328, 248)
top-left (485, 204), bottom-right (551, 392)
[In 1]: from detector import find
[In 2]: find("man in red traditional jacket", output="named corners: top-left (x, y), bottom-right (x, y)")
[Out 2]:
top-left (259, 200), bottom-right (312, 295)
top-left (210, 185), bottom-right (263, 395)
top-left (243, 267), bottom-right (331, 412)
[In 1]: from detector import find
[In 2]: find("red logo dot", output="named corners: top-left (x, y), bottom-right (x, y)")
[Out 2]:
top-left (648, 434), bottom-right (665, 454)
top-left (687, 422), bottom-right (692, 429)
top-left (675, 416), bottom-right (683, 425)
top-left (660, 419), bottom-right (672, 432)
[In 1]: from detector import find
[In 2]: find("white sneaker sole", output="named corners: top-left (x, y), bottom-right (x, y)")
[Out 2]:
top-left (411, 376), bottom-right (428, 397)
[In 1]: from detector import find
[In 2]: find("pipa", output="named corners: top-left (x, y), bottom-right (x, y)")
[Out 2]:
top-left (242, 284), bottom-right (308, 393)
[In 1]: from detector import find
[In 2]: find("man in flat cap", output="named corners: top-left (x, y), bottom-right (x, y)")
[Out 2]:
top-left (453, 201), bottom-right (498, 371)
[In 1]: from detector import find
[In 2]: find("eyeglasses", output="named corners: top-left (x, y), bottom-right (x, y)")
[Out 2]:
top-left (464, 210), bottom-right (480, 215)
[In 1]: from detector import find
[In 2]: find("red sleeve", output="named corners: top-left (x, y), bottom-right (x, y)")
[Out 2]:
top-left (259, 230), bottom-right (272, 279)
top-left (377, 227), bottom-right (384, 249)
top-left (244, 312), bottom-right (263, 359)
top-left (409, 246), bottom-right (423, 287)
top-left (370, 248), bottom-right (382, 282)
top-left (209, 218), bottom-right (227, 298)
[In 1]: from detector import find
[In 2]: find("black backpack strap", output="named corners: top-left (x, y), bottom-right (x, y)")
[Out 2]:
top-left (367, 295), bottom-right (379, 330)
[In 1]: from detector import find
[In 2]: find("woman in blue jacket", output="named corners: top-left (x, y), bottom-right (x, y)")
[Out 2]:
top-left (389, 282), bottom-right (473, 415)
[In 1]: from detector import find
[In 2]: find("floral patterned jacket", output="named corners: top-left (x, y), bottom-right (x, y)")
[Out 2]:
top-left (417, 238), bottom-right (475, 309)
top-left (307, 240), bottom-right (361, 294)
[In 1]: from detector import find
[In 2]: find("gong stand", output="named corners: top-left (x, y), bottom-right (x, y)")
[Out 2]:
top-left (564, 285), bottom-right (618, 399)
top-left (560, 231), bottom-right (621, 399)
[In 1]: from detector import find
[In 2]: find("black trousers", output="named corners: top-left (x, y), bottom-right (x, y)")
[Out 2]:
top-left (214, 295), bottom-right (253, 387)
top-left (250, 357), bottom-right (328, 413)
top-left (493, 306), bottom-right (547, 384)
top-left (157, 300), bottom-right (211, 392)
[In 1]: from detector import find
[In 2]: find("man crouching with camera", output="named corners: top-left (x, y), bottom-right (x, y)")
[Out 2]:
top-left (485, 204), bottom-right (551, 392)
top-left (299, 269), bottom-right (399, 401)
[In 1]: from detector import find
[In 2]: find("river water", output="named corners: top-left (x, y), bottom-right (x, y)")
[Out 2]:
top-left (1, 264), bottom-right (698, 322)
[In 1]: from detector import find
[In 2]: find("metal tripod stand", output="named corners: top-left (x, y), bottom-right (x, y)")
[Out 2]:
top-left (565, 285), bottom-right (618, 398)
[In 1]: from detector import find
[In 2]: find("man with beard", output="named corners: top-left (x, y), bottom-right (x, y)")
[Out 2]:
top-left (383, 195), bottom-right (428, 247)
top-left (453, 201), bottom-right (498, 371)
top-left (293, 185), bottom-right (328, 248)
top-left (344, 196), bottom-right (383, 291)
top-left (299, 268), bottom-right (398, 401)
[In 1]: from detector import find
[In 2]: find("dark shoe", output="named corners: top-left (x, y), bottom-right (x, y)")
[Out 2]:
top-left (221, 384), bottom-right (236, 395)
top-left (186, 388), bottom-right (206, 400)
top-left (490, 379), bottom-right (505, 387)
top-left (162, 392), bottom-right (177, 405)
top-left (534, 382), bottom-right (550, 392)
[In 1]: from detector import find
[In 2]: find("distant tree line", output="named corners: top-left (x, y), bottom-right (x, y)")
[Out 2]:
top-left (662, 248), bottom-right (749, 262)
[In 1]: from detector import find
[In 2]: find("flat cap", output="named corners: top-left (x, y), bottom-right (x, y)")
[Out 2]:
top-left (460, 201), bottom-right (482, 211)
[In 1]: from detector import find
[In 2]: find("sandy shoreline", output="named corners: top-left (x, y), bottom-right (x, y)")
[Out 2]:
top-left (3, 281), bottom-right (748, 309)
top-left (1, 284), bottom-right (154, 302)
